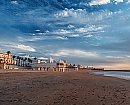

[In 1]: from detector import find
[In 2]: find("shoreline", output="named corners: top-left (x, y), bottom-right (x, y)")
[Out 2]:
top-left (0, 70), bottom-right (130, 105)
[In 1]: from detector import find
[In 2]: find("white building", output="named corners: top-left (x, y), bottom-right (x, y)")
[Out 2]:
top-left (31, 57), bottom-right (78, 72)
top-left (31, 57), bottom-right (57, 71)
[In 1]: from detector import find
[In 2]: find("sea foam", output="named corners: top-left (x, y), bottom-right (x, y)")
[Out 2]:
top-left (92, 71), bottom-right (130, 80)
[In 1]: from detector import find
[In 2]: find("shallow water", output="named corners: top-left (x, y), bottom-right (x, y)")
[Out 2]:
top-left (92, 71), bottom-right (130, 80)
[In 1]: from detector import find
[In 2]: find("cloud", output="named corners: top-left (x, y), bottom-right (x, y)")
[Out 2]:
top-left (54, 8), bottom-right (86, 18)
top-left (17, 36), bottom-right (44, 42)
top-left (17, 35), bottom-right (68, 42)
top-left (89, 0), bottom-right (124, 5)
top-left (54, 8), bottom-right (116, 28)
top-left (70, 34), bottom-right (79, 37)
top-left (127, 0), bottom-right (130, 3)
top-left (113, 0), bottom-right (124, 4)
top-left (105, 56), bottom-right (123, 59)
top-left (11, 1), bottom-right (18, 5)
top-left (0, 41), bottom-right (36, 53)
top-left (89, 0), bottom-right (110, 6)
top-left (68, 24), bottom-right (75, 28)
top-left (55, 36), bottom-right (68, 40)
top-left (75, 25), bottom-right (105, 33)
top-left (53, 29), bottom-right (71, 34)
top-left (84, 35), bottom-right (93, 38)
top-left (49, 49), bottom-right (98, 57)
top-left (15, 44), bottom-right (36, 52)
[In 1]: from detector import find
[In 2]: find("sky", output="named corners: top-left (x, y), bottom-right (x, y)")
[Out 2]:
top-left (0, 0), bottom-right (130, 69)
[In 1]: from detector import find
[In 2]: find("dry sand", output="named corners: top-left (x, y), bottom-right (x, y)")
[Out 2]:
top-left (0, 70), bottom-right (130, 105)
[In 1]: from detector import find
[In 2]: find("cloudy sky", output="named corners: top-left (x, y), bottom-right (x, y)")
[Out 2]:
top-left (0, 0), bottom-right (130, 69)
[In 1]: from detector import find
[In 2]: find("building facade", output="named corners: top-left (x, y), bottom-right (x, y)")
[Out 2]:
top-left (56, 60), bottom-right (67, 72)
top-left (0, 52), bottom-right (13, 69)
top-left (0, 52), bottom-right (13, 64)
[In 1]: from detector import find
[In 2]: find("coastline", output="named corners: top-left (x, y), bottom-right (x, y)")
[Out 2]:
top-left (0, 70), bottom-right (130, 105)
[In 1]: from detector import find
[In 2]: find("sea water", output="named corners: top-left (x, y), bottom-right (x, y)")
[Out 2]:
top-left (92, 71), bottom-right (130, 80)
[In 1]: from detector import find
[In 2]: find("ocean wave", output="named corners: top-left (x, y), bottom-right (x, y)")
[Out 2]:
top-left (93, 71), bottom-right (130, 80)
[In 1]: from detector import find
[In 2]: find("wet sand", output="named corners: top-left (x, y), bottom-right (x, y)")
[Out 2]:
top-left (0, 70), bottom-right (130, 105)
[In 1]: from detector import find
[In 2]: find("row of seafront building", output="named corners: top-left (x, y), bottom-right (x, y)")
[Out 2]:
top-left (31, 57), bottom-right (78, 72)
top-left (0, 52), bottom-right (79, 71)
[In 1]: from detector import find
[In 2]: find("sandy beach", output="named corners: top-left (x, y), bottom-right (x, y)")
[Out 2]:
top-left (0, 70), bottom-right (130, 105)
